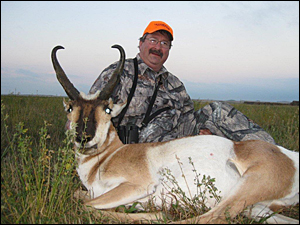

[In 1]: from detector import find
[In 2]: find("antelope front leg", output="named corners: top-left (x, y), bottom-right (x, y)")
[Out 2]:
top-left (84, 182), bottom-right (154, 209)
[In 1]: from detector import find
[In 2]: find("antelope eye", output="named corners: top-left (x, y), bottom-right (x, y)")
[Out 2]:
top-left (105, 107), bottom-right (112, 114)
top-left (67, 106), bottom-right (73, 113)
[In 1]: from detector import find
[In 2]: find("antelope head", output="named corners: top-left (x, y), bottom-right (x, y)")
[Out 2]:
top-left (51, 45), bottom-right (126, 153)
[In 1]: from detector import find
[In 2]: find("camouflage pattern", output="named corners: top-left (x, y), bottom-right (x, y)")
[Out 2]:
top-left (90, 54), bottom-right (196, 143)
top-left (194, 101), bottom-right (276, 144)
top-left (90, 54), bottom-right (275, 144)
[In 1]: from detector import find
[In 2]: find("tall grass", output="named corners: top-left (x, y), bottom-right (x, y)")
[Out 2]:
top-left (1, 95), bottom-right (299, 223)
top-left (2, 103), bottom-right (76, 223)
top-left (1, 95), bottom-right (66, 152)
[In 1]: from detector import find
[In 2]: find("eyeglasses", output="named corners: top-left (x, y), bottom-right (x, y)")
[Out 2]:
top-left (145, 38), bottom-right (171, 49)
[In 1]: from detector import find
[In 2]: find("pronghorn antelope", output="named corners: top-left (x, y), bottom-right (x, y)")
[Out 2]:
top-left (52, 45), bottom-right (299, 224)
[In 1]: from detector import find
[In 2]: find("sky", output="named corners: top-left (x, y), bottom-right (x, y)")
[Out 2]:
top-left (1, 1), bottom-right (299, 102)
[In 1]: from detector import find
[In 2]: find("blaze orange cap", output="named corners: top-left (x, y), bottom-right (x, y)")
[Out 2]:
top-left (142, 21), bottom-right (173, 41)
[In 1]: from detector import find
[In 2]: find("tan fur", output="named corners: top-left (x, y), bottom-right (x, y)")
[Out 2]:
top-left (82, 126), bottom-right (123, 164)
top-left (85, 126), bottom-right (123, 185)
top-left (99, 141), bottom-right (164, 190)
top-left (173, 140), bottom-right (296, 224)
top-left (269, 203), bottom-right (285, 213)
top-left (95, 104), bottom-right (111, 127)
top-left (67, 103), bottom-right (80, 122)
top-left (103, 145), bottom-right (150, 182)
top-left (70, 100), bottom-right (298, 223)
top-left (74, 174), bottom-right (166, 223)
top-left (233, 140), bottom-right (295, 199)
top-left (81, 137), bottom-right (166, 209)
top-left (67, 98), bottom-right (298, 223)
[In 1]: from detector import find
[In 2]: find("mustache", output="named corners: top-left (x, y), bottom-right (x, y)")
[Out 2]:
top-left (149, 49), bottom-right (163, 58)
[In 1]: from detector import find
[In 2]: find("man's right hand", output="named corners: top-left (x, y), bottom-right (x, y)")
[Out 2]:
top-left (199, 129), bottom-right (212, 135)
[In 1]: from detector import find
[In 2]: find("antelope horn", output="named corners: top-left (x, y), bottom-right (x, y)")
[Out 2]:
top-left (98, 44), bottom-right (125, 100)
top-left (51, 46), bottom-right (80, 100)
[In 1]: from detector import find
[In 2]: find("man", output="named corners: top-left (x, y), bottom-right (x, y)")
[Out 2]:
top-left (90, 21), bottom-right (275, 144)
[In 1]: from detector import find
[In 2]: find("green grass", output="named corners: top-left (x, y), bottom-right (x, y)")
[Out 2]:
top-left (1, 95), bottom-right (299, 224)
top-left (1, 95), bottom-right (66, 152)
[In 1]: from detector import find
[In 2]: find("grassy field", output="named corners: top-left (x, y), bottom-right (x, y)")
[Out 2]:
top-left (1, 95), bottom-right (299, 224)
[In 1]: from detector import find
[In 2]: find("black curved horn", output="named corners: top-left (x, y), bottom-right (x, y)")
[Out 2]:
top-left (51, 46), bottom-right (80, 100)
top-left (98, 44), bottom-right (125, 100)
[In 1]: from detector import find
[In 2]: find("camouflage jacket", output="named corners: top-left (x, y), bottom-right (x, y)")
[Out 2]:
top-left (89, 54), bottom-right (197, 143)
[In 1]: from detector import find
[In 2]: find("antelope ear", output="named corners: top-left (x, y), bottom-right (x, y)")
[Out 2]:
top-left (110, 99), bottom-right (127, 118)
